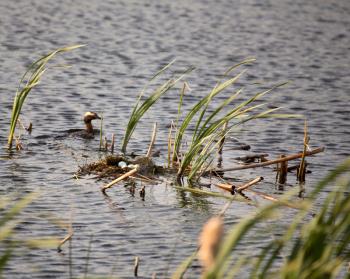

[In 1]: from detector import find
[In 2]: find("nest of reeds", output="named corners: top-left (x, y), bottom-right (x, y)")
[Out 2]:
top-left (77, 154), bottom-right (163, 179)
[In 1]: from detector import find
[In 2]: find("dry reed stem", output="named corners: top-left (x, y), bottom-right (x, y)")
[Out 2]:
top-left (27, 122), bottom-right (33, 134)
top-left (278, 155), bottom-right (288, 184)
top-left (130, 174), bottom-right (155, 183)
top-left (134, 256), bottom-right (139, 277)
top-left (298, 120), bottom-right (309, 183)
top-left (104, 136), bottom-right (108, 151)
top-left (111, 133), bottom-right (115, 154)
top-left (101, 166), bottom-right (139, 194)
top-left (236, 176), bottom-right (264, 192)
top-left (215, 176), bottom-right (263, 195)
top-left (146, 122), bottom-right (158, 158)
top-left (57, 224), bottom-right (74, 252)
top-left (212, 147), bottom-right (324, 173)
top-left (198, 216), bottom-right (223, 272)
top-left (215, 183), bottom-right (235, 194)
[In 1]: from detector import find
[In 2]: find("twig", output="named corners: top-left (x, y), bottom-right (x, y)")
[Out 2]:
top-left (146, 123), bottom-right (157, 158)
top-left (101, 166), bottom-right (139, 194)
top-left (209, 147), bottom-right (325, 173)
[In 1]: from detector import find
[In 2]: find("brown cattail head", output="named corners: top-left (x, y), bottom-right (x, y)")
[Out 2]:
top-left (198, 216), bottom-right (224, 271)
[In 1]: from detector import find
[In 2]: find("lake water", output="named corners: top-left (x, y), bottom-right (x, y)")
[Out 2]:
top-left (0, 0), bottom-right (349, 278)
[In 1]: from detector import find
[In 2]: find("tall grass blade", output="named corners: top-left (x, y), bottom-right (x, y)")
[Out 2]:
top-left (7, 45), bottom-right (84, 149)
top-left (121, 65), bottom-right (194, 153)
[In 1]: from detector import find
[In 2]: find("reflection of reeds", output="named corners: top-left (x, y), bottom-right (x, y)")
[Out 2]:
top-left (7, 45), bottom-right (83, 150)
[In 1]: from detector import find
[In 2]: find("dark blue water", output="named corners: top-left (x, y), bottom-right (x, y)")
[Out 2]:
top-left (0, 0), bottom-right (349, 278)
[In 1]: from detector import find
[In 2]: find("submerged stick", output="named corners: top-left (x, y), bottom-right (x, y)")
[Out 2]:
top-left (210, 147), bottom-right (325, 173)
top-left (101, 166), bottom-right (139, 194)
top-left (146, 122), bottom-right (158, 158)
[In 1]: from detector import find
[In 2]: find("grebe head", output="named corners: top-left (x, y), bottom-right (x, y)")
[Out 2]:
top-left (83, 112), bottom-right (101, 133)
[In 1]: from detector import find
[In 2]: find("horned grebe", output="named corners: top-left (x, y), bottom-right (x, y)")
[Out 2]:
top-left (83, 111), bottom-right (101, 133)
top-left (62, 111), bottom-right (101, 139)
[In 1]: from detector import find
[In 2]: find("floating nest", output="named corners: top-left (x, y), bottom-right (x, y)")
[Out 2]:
top-left (77, 154), bottom-right (165, 180)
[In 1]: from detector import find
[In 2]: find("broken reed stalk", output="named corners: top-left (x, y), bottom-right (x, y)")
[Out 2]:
top-left (278, 155), bottom-right (288, 184)
top-left (27, 122), bottom-right (33, 134)
top-left (237, 176), bottom-right (264, 192)
top-left (298, 120), bottom-right (309, 183)
top-left (57, 224), bottom-right (74, 252)
top-left (104, 136), bottom-right (108, 151)
top-left (101, 166), bottom-right (139, 194)
top-left (211, 147), bottom-right (325, 173)
top-left (99, 113), bottom-right (104, 151)
top-left (134, 256), bottom-right (140, 277)
top-left (216, 176), bottom-right (263, 194)
top-left (111, 133), bottom-right (115, 154)
top-left (146, 122), bottom-right (157, 158)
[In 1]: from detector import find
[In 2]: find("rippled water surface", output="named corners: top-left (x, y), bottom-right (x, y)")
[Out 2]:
top-left (1, 0), bottom-right (350, 278)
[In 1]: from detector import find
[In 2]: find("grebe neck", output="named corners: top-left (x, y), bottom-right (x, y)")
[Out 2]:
top-left (85, 121), bottom-right (94, 133)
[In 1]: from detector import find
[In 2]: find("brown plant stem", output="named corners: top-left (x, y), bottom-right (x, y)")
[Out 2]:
top-left (209, 147), bottom-right (324, 173)
top-left (101, 166), bottom-right (139, 194)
